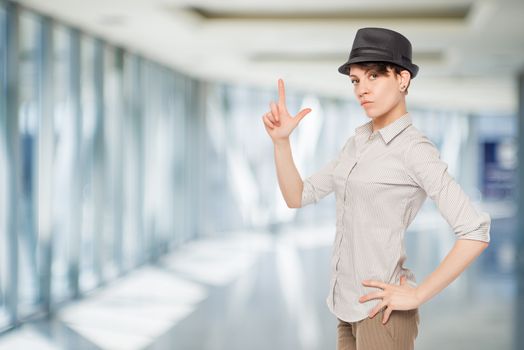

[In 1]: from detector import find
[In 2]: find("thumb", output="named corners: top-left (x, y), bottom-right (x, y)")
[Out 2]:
top-left (295, 108), bottom-right (312, 124)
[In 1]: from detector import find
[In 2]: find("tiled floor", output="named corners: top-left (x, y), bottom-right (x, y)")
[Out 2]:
top-left (0, 219), bottom-right (516, 350)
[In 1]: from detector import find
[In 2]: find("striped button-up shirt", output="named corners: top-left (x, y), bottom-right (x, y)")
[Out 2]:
top-left (300, 113), bottom-right (491, 322)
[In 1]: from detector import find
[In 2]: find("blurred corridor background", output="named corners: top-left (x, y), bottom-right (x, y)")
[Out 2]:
top-left (0, 0), bottom-right (523, 349)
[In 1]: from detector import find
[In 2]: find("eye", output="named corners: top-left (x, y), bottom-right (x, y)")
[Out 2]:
top-left (369, 72), bottom-right (378, 80)
top-left (350, 79), bottom-right (359, 85)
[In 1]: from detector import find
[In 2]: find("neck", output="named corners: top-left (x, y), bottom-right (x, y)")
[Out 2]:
top-left (371, 101), bottom-right (407, 132)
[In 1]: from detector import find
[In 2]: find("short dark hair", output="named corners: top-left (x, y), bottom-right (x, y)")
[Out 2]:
top-left (348, 61), bottom-right (411, 92)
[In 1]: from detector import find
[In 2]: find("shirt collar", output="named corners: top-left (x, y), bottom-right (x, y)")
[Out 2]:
top-left (354, 113), bottom-right (412, 145)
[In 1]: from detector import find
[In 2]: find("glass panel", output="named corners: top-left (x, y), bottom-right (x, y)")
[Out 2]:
top-left (0, 0), bottom-right (10, 329)
top-left (142, 61), bottom-right (156, 258)
top-left (78, 35), bottom-right (98, 292)
top-left (17, 10), bottom-right (40, 319)
top-left (121, 54), bottom-right (144, 270)
top-left (50, 23), bottom-right (74, 304)
top-left (0, 2), bottom-right (196, 332)
top-left (154, 66), bottom-right (177, 252)
top-left (102, 45), bottom-right (123, 277)
top-left (171, 73), bottom-right (187, 245)
top-left (142, 63), bottom-right (176, 256)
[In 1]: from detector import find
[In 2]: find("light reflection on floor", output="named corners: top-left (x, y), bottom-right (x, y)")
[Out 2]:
top-left (57, 267), bottom-right (207, 350)
top-left (0, 326), bottom-right (61, 350)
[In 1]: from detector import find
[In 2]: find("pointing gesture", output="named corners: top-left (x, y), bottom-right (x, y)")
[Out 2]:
top-left (262, 78), bottom-right (312, 143)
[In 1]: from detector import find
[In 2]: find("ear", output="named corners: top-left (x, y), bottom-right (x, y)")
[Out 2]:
top-left (399, 70), bottom-right (411, 91)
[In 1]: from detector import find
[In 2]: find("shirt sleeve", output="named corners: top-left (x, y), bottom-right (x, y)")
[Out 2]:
top-left (403, 137), bottom-right (491, 243)
top-left (301, 139), bottom-right (349, 207)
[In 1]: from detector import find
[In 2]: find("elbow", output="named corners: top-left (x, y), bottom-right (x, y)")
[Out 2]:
top-left (285, 192), bottom-right (303, 208)
top-left (477, 240), bottom-right (490, 256)
top-left (286, 200), bottom-right (301, 209)
top-left (478, 231), bottom-right (491, 250)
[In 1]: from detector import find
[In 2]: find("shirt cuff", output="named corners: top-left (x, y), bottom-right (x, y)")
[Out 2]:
top-left (301, 179), bottom-right (316, 207)
top-left (455, 211), bottom-right (491, 243)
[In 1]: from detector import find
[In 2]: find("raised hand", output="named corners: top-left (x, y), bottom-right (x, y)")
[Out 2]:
top-left (262, 78), bottom-right (312, 143)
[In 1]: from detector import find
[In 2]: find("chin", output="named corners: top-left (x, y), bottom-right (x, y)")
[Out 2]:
top-left (363, 106), bottom-right (390, 120)
top-left (364, 111), bottom-right (381, 119)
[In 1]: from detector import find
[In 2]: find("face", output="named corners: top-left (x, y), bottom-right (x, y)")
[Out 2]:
top-left (348, 64), bottom-right (407, 120)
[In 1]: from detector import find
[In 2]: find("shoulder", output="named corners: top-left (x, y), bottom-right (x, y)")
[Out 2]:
top-left (401, 125), bottom-right (441, 165)
top-left (403, 125), bottom-right (438, 151)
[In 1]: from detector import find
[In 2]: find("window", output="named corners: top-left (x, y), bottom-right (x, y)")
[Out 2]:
top-left (0, 0), bottom-right (10, 331)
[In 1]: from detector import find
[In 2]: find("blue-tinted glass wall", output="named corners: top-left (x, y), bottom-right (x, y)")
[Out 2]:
top-left (0, 1), bottom-right (195, 333)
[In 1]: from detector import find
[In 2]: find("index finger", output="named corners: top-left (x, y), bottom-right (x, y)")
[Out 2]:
top-left (362, 280), bottom-right (387, 289)
top-left (278, 78), bottom-right (286, 108)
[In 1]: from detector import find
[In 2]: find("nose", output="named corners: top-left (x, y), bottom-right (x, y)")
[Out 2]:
top-left (355, 80), bottom-right (369, 99)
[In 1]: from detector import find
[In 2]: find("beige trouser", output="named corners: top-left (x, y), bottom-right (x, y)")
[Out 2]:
top-left (337, 308), bottom-right (419, 350)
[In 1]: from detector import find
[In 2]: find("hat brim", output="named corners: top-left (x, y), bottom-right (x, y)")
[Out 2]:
top-left (338, 57), bottom-right (418, 78)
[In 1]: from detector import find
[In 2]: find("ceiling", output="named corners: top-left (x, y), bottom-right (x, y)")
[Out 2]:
top-left (15, 0), bottom-right (524, 114)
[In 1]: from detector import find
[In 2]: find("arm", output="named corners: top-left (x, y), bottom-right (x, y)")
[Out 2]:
top-left (274, 139), bottom-right (304, 208)
top-left (416, 238), bottom-right (488, 305)
top-left (405, 136), bottom-right (491, 303)
top-left (274, 135), bottom-right (342, 208)
top-left (403, 137), bottom-right (491, 242)
top-left (362, 239), bottom-right (488, 323)
top-left (263, 79), bottom-right (346, 208)
top-left (261, 78), bottom-right (312, 208)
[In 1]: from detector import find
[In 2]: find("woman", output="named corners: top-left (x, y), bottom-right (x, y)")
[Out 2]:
top-left (261, 27), bottom-right (491, 350)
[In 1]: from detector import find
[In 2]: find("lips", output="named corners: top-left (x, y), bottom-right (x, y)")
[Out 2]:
top-left (360, 101), bottom-right (372, 106)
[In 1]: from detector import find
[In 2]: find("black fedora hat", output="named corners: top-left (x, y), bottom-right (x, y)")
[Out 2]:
top-left (338, 27), bottom-right (419, 78)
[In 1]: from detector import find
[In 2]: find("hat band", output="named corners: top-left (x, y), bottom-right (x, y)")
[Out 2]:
top-left (349, 47), bottom-right (396, 60)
